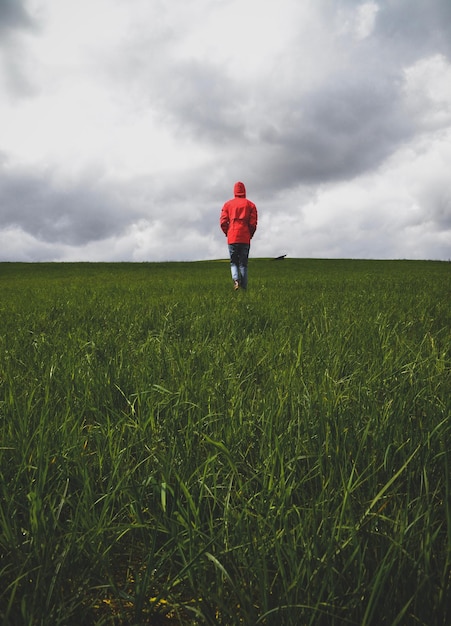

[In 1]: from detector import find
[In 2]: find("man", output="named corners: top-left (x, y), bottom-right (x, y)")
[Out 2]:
top-left (220, 181), bottom-right (258, 290)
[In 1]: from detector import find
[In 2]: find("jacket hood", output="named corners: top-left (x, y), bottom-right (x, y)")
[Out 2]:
top-left (234, 181), bottom-right (246, 198)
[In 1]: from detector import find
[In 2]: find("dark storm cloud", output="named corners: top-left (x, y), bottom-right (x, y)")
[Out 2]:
top-left (375, 0), bottom-right (451, 60)
top-left (425, 189), bottom-right (451, 232)
top-left (253, 76), bottom-right (411, 190)
top-left (0, 0), bottom-right (33, 33)
top-left (205, 58), bottom-right (414, 196)
top-left (0, 165), bottom-right (142, 245)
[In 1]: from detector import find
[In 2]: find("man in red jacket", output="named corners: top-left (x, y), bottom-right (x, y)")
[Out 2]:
top-left (220, 181), bottom-right (258, 290)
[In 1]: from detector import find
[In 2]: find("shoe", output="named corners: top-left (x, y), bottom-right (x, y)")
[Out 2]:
top-left (233, 280), bottom-right (240, 290)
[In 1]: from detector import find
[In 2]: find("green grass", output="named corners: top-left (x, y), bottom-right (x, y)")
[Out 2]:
top-left (0, 259), bottom-right (450, 625)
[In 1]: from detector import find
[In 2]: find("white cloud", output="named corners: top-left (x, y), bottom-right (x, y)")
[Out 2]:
top-left (403, 54), bottom-right (451, 131)
top-left (355, 2), bottom-right (379, 40)
top-left (337, 1), bottom-right (379, 41)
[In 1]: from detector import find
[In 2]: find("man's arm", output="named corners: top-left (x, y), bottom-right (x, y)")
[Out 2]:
top-left (249, 203), bottom-right (257, 238)
top-left (220, 204), bottom-right (230, 235)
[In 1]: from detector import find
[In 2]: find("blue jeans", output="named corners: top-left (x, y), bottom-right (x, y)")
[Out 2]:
top-left (228, 243), bottom-right (250, 289)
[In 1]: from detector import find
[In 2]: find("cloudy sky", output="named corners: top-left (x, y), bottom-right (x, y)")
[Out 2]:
top-left (1, 0), bottom-right (451, 262)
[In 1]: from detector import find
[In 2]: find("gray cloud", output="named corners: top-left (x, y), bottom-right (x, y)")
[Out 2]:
top-left (109, 4), bottom-right (420, 195)
top-left (253, 76), bottom-right (411, 189)
top-left (0, 0), bottom-right (38, 97)
top-left (375, 0), bottom-right (451, 61)
top-left (0, 0), bottom-right (34, 33)
top-left (1, 0), bottom-right (451, 261)
top-left (161, 60), bottom-right (247, 144)
top-left (422, 188), bottom-right (451, 232)
top-left (0, 165), bottom-right (142, 245)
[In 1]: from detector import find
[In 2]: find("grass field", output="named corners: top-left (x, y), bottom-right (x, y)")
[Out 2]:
top-left (0, 259), bottom-right (450, 625)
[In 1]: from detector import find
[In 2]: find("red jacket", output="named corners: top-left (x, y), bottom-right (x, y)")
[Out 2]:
top-left (220, 182), bottom-right (258, 244)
